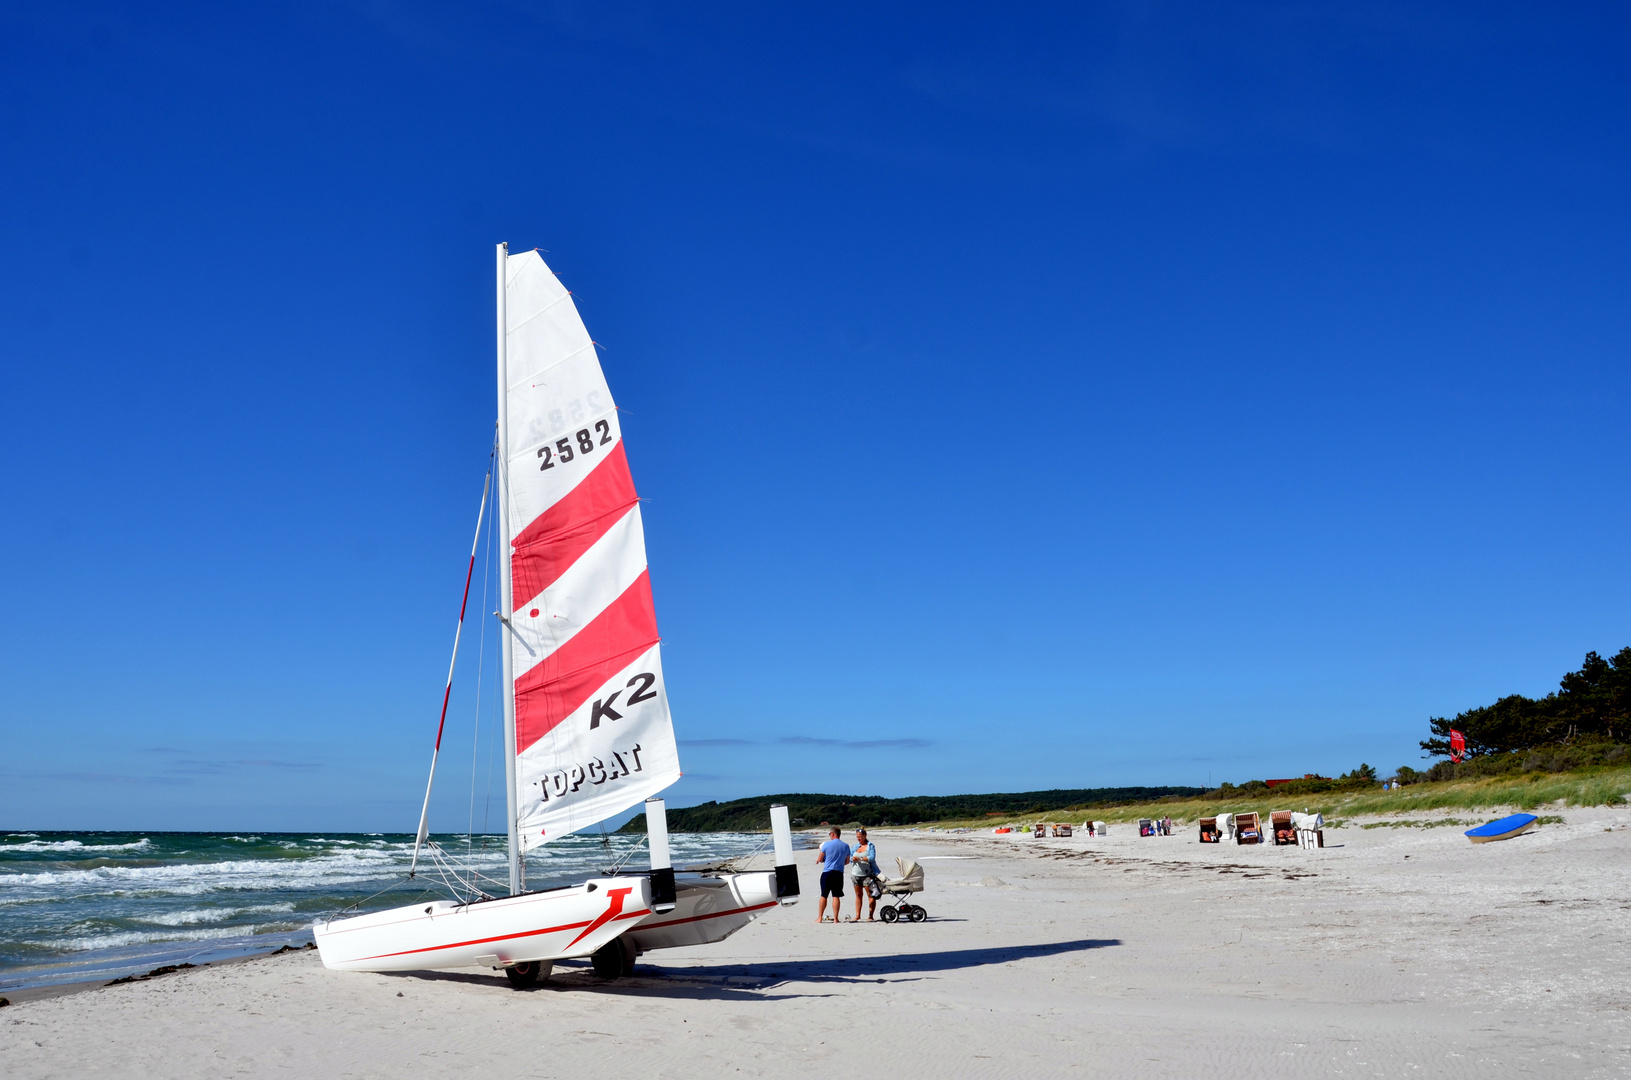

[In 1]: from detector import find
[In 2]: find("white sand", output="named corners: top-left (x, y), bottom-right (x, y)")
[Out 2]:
top-left (4, 809), bottom-right (1629, 1078)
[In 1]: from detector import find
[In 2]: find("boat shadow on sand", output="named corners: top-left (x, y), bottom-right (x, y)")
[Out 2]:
top-left (383, 938), bottom-right (1121, 1000)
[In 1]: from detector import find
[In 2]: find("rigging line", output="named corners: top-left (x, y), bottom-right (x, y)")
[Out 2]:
top-left (334, 880), bottom-right (439, 917)
top-left (468, 442), bottom-right (498, 855)
top-left (736, 831), bottom-right (774, 864)
top-left (605, 832), bottom-right (649, 874)
top-left (481, 525), bottom-right (500, 840)
top-left (411, 463), bottom-right (494, 876)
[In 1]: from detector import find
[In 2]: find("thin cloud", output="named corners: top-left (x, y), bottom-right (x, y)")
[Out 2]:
top-left (778, 736), bottom-right (932, 750)
top-left (3, 770), bottom-right (190, 786)
top-left (165, 759), bottom-right (320, 775)
top-left (845, 738), bottom-right (931, 749)
top-left (680, 738), bottom-right (755, 748)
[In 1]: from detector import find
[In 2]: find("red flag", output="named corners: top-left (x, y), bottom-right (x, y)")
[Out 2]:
top-left (1449, 729), bottom-right (1466, 763)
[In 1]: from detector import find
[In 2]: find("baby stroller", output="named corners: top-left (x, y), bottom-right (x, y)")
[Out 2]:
top-left (876, 857), bottom-right (927, 923)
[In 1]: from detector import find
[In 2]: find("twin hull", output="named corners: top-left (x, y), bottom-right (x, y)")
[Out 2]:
top-left (624, 871), bottom-right (781, 953)
top-left (314, 871), bottom-right (781, 973)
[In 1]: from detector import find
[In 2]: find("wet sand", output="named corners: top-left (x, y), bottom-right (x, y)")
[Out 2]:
top-left (3, 808), bottom-right (1628, 1078)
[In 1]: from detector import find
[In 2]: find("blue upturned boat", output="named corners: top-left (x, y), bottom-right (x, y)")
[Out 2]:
top-left (1465, 813), bottom-right (1539, 844)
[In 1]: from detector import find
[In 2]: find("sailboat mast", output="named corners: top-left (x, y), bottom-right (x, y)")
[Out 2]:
top-left (495, 241), bottom-right (522, 895)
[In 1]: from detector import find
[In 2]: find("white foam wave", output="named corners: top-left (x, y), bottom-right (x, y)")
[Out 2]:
top-left (0, 839), bottom-right (152, 853)
top-left (57, 925), bottom-right (275, 952)
top-left (0, 851), bottom-right (411, 894)
top-left (145, 903), bottom-right (297, 927)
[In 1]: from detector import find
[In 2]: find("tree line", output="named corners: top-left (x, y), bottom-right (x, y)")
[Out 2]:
top-left (1422, 647), bottom-right (1630, 759)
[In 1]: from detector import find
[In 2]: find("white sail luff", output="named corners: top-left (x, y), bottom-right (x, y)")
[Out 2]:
top-left (496, 241), bottom-right (522, 895)
top-left (500, 248), bottom-right (682, 851)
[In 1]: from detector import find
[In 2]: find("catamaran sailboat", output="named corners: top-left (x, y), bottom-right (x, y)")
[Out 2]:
top-left (313, 244), bottom-right (799, 987)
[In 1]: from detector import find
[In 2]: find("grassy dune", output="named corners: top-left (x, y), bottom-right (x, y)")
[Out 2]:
top-left (903, 766), bottom-right (1631, 830)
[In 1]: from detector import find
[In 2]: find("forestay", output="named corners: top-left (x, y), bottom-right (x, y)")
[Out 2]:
top-left (502, 249), bottom-right (680, 851)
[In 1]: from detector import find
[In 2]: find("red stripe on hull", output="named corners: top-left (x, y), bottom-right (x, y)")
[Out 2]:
top-left (566, 886), bottom-right (635, 948)
top-left (514, 570), bottom-right (659, 753)
top-left (510, 441), bottom-right (638, 611)
top-left (355, 907), bottom-right (651, 962)
top-left (638, 899), bottom-right (778, 930)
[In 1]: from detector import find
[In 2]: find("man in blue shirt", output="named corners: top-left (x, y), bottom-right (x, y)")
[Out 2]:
top-left (814, 827), bottom-right (851, 923)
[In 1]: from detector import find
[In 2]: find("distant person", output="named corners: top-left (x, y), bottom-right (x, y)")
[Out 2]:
top-left (848, 828), bottom-right (879, 922)
top-left (815, 827), bottom-right (851, 923)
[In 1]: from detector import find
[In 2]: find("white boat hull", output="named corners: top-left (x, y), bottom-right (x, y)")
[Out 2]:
top-left (623, 871), bottom-right (784, 953)
top-left (313, 877), bottom-right (653, 972)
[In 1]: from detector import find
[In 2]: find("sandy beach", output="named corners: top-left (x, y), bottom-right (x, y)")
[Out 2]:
top-left (4, 810), bottom-right (1628, 1079)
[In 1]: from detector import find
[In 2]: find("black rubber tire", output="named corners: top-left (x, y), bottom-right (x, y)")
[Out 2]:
top-left (879, 906), bottom-right (899, 924)
top-left (505, 961), bottom-right (542, 990)
top-left (591, 937), bottom-right (628, 980)
top-left (908, 905), bottom-right (928, 923)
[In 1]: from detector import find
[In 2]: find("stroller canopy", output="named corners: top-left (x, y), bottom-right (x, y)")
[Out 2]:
top-left (885, 857), bottom-right (925, 893)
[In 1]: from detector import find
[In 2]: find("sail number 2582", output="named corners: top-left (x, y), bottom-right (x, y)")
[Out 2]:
top-left (537, 420), bottom-right (612, 470)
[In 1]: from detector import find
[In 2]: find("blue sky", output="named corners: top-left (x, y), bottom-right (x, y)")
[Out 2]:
top-left (2, 3), bottom-right (1628, 831)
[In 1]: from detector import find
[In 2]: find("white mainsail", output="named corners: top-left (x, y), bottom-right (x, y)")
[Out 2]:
top-left (498, 247), bottom-right (681, 857)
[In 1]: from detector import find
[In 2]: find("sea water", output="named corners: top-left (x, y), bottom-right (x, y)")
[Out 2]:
top-left (0, 829), bottom-right (778, 991)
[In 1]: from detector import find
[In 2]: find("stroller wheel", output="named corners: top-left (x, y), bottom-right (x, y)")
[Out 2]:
top-left (879, 906), bottom-right (899, 924)
top-left (907, 905), bottom-right (928, 923)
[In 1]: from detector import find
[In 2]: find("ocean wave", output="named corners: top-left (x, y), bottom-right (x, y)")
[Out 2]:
top-left (0, 839), bottom-right (152, 854)
top-left (53, 925), bottom-right (281, 952)
top-left (0, 852), bottom-right (411, 893)
top-left (145, 903), bottom-right (297, 927)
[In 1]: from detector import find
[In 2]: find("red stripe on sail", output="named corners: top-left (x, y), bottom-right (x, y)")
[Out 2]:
top-left (510, 441), bottom-right (638, 611)
top-left (514, 570), bottom-right (659, 753)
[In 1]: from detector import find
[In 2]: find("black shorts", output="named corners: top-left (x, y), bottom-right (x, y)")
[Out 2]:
top-left (820, 870), bottom-right (845, 897)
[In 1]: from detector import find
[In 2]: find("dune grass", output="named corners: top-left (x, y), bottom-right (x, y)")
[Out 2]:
top-left (901, 766), bottom-right (1631, 830)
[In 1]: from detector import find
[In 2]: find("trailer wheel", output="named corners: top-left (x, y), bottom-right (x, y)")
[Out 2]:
top-left (592, 937), bottom-right (629, 980)
top-left (504, 961), bottom-right (543, 990)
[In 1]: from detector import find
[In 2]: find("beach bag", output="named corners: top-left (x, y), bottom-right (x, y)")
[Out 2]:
top-left (866, 877), bottom-right (882, 899)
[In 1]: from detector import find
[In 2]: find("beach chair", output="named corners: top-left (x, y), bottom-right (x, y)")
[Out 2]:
top-left (1198, 816), bottom-right (1221, 843)
top-left (1234, 811), bottom-right (1262, 845)
top-left (1138, 818), bottom-right (1154, 837)
top-left (1270, 811), bottom-right (1296, 846)
top-left (1032, 822), bottom-right (1047, 838)
top-left (1291, 811), bottom-right (1324, 849)
top-left (1053, 823), bottom-right (1072, 838)
top-left (877, 857), bottom-right (927, 923)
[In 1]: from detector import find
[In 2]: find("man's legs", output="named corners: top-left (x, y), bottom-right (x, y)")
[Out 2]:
top-left (818, 871), bottom-right (841, 921)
